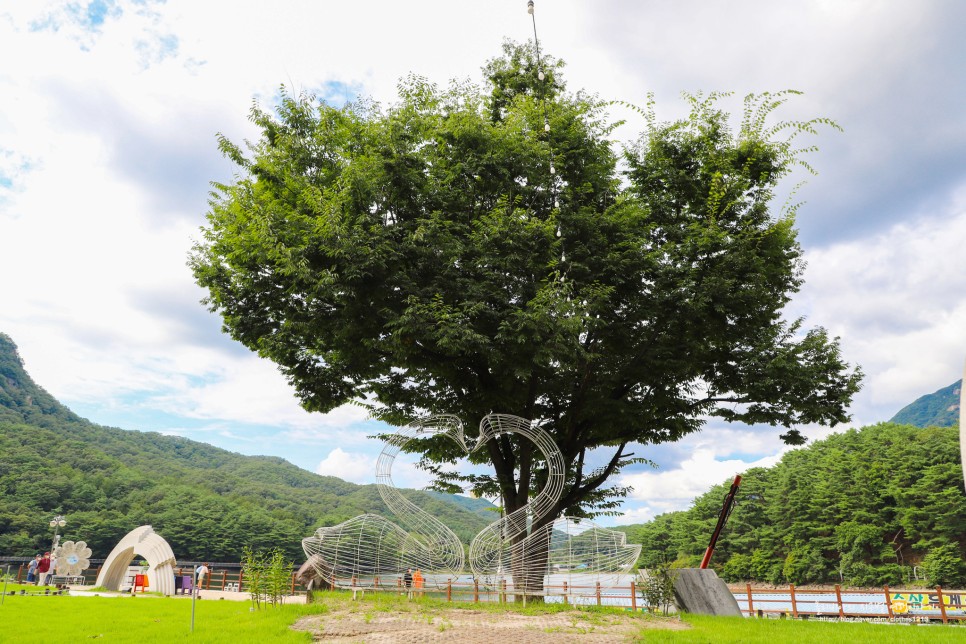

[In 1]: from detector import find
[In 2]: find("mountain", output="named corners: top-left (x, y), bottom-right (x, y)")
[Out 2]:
top-left (889, 379), bottom-right (962, 428)
top-left (0, 333), bottom-right (80, 426)
top-left (0, 333), bottom-right (492, 562)
top-left (425, 490), bottom-right (499, 519)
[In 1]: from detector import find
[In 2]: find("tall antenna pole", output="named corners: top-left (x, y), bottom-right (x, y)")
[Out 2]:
top-left (959, 359), bottom-right (965, 491)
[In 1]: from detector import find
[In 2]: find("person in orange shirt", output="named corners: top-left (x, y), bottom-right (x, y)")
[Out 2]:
top-left (412, 568), bottom-right (424, 597)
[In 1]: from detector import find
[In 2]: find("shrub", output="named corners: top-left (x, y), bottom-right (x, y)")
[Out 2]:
top-left (843, 562), bottom-right (903, 587)
top-left (640, 563), bottom-right (677, 615)
top-left (922, 544), bottom-right (966, 587)
top-left (782, 545), bottom-right (828, 585)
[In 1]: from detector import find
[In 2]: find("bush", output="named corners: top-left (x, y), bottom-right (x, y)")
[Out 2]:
top-left (242, 546), bottom-right (267, 609)
top-left (782, 546), bottom-right (828, 585)
top-left (722, 553), bottom-right (752, 582)
top-left (749, 549), bottom-right (777, 582)
top-left (843, 562), bottom-right (903, 587)
top-left (242, 545), bottom-right (294, 609)
top-left (640, 563), bottom-right (677, 615)
top-left (922, 544), bottom-right (966, 587)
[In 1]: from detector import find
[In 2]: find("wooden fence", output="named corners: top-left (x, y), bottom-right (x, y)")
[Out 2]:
top-left (6, 559), bottom-right (966, 624)
top-left (320, 576), bottom-right (644, 609)
top-left (731, 583), bottom-right (966, 623)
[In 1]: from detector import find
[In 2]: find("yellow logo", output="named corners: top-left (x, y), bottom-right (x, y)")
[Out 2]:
top-left (891, 599), bottom-right (908, 614)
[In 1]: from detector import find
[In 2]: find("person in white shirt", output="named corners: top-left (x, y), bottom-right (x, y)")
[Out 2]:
top-left (195, 562), bottom-right (209, 596)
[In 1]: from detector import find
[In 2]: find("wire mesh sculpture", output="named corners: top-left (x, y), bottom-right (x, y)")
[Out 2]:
top-left (468, 414), bottom-right (564, 579)
top-left (469, 414), bottom-right (641, 599)
top-left (302, 413), bottom-right (641, 599)
top-left (302, 416), bottom-right (466, 588)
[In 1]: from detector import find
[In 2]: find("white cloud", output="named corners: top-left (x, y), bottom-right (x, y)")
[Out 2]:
top-left (791, 194), bottom-right (966, 425)
top-left (316, 447), bottom-right (375, 484)
top-left (315, 447), bottom-right (433, 489)
top-left (613, 506), bottom-right (655, 526)
top-left (620, 448), bottom-right (785, 516)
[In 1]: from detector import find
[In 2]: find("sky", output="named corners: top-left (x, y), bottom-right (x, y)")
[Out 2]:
top-left (2, 0), bottom-right (965, 527)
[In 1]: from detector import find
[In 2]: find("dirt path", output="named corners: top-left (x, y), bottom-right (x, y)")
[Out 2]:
top-left (293, 604), bottom-right (687, 643)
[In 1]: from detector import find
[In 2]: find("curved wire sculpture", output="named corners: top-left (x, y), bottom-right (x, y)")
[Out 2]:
top-left (302, 413), bottom-right (641, 598)
top-left (468, 414), bottom-right (565, 577)
top-left (302, 415), bottom-right (466, 588)
top-left (469, 414), bottom-right (641, 598)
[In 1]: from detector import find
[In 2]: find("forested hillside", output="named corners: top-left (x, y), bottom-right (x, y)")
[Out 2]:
top-left (0, 333), bottom-right (491, 562)
top-left (890, 379), bottom-right (961, 428)
top-left (616, 423), bottom-right (966, 586)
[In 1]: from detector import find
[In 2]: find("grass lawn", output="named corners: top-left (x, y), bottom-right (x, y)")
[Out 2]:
top-left (1, 588), bottom-right (964, 643)
top-left (640, 613), bottom-right (966, 643)
top-left (0, 592), bottom-right (327, 643)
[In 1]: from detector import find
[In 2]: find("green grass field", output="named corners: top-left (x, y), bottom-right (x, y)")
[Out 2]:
top-left (0, 589), bottom-right (964, 643)
top-left (0, 592), bottom-right (327, 643)
top-left (647, 614), bottom-right (966, 643)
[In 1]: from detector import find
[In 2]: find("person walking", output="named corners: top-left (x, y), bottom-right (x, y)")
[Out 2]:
top-left (36, 552), bottom-right (51, 586)
top-left (26, 554), bottom-right (40, 584)
top-left (403, 568), bottom-right (413, 599)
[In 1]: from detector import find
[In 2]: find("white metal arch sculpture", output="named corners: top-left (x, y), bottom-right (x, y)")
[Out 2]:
top-left (302, 416), bottom-right (467, 588)
top-left (303, 414), bottom-right (641, 598)
top-left (95, 525), bottom-right (178, 596)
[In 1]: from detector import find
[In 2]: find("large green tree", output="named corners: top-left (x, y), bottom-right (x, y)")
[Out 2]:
top-left (191, 43), bottom-right (861, 528)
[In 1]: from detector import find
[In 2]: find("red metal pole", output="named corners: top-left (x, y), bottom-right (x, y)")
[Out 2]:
top-left (700, 474), bottom-right (742, 569)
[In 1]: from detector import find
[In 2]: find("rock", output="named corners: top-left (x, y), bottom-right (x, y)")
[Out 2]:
top-left (672, 568), bottom-right (743, 616)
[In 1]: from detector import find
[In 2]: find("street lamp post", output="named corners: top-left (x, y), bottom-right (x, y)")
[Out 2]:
top-left (49, 515), bottom-right (66, 553)
top-left (45, 515), bottom-right (66, 586)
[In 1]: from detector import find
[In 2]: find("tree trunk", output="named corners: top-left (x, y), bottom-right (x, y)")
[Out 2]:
top-left (509, 526), bottom-right (550, 602)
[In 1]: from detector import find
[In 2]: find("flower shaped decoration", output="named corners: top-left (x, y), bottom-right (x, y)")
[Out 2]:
top-left (53, 540), bottom-right (92, 576)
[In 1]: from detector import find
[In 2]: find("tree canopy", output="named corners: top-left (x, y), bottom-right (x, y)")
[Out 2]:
top-left (190, 42), bottom-right (861, 525)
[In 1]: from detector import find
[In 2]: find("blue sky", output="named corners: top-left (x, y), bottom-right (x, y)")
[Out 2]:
top-left (1, 0), bottom-right (965, 526)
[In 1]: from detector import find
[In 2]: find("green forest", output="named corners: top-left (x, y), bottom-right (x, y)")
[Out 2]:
top-left (616, 421), bottom-right (966, 587)
top-left (0, 334), bottom-right (491, 562)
